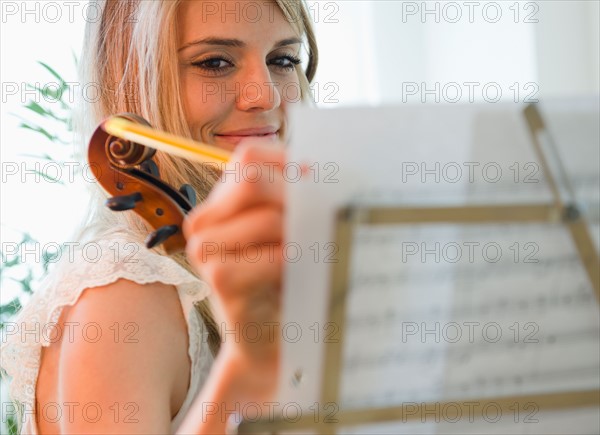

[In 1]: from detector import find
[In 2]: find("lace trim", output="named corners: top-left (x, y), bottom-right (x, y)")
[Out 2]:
top-left (0, 236), bottom-right (211, 409)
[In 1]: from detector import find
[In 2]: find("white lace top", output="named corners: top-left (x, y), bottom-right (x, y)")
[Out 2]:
top-left (0, 232), bottom-right (215, 434)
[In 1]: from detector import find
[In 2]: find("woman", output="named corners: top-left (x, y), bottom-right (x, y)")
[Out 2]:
top-left (0, 0), bottom-right (318, 433)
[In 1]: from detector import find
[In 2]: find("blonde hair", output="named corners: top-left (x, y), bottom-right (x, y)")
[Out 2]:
top-left (73, 0), bottom-right (319, 356)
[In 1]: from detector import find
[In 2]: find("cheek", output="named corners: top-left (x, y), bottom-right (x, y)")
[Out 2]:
top-left (276, 75), bottom-right (303, 106)
top-left (181, 75), bottom-right (231, 131)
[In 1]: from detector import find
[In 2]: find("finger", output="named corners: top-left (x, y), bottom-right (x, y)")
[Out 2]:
top-left (206, 141), bottom-right (286, 212)
top-left (184, 142), bottom-right (286, 237)
top-left (189, 241), bottom-right (283, 301)
top-left (187, 205), bottom-right (283, 262)
top-left (186, 206), bottom-right (284, 292)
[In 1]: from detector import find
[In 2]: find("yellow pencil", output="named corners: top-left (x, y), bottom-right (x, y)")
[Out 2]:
top-left (103, 117), bottom-right (231, 165)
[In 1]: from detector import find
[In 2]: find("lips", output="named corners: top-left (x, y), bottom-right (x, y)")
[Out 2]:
top-left (215, 127), bottom-right (280, 146)
top-left (216, 126), bottom-right (279, 136)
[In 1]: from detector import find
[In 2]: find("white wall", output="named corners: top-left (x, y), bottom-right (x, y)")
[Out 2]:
top-left (310, 0), bottom-right (600, 106)
top-left (534, 0), bottom-right (600, 96)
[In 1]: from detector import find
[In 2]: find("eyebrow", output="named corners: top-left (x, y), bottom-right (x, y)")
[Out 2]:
top-left (178, 37), bottom-right (302, 52)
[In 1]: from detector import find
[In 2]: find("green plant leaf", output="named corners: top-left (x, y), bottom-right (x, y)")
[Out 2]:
top-left (33, 169), bottom-right (64, 184)
top-left (17, 123), bottom-right (69, 145)
top-left (20, 153), bottom-right (55, 161)
top-left (19, 123), bottom-right (56, 141)
top-left (25, 83), bottom-right (63, 102)
top-left (22, 95), bottom-right (71, 126)
top-left (24, 100), bottom-right (54, 118)
top-left (37, 61), bottom-right (68, 91)
top-left (7, 410), bottom-right (20, 435)
top-left (1, 255), bottom-right (21, 269)
top-left (10, 268), bottom-right (34, 293)
top-left (0, 298), bottom-right (22, 316)
top-left (42, 244), bottom-right (63, 272)
top-left (19, 232), bottom-right (35, 244)
top-left (0, 60), bottom-right (77, 331)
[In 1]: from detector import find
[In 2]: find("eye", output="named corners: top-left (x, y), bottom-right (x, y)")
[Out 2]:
top-left (191, 56), bottom-right (234, 75)
top-left (268, 54), bottom-right (301, 72)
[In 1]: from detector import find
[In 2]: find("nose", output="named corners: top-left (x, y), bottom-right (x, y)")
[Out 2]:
top-left (235, 62), bottom-right (281, 112)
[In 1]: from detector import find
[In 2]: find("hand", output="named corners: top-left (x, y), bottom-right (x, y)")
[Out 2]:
top-left (183, 141), bottom-right (286, 403)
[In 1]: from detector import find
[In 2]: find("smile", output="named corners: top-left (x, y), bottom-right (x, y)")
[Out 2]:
top-left (214, 128), bottom-right (280, 145)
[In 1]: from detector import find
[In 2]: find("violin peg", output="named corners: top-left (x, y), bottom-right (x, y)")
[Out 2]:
top-left (140, 160), bottom-right (160, 178)
top-left (179, 184), bottom-right (197, 207)
top-left (145, 225), bottom-right (179, 249)
top-left (106, 192), bottom-right (142, 211)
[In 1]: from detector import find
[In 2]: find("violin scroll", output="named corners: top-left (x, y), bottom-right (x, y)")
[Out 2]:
top-left (106, 136), bottom-right (156, 168)
top-left (88, 113), bottom-right (195, 253)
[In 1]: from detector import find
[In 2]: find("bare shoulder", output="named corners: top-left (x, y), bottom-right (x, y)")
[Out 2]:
top-left (62, 277), bottom-right (188, 336)
top-left (47, 279), bottom-right (190, 432)
top-left (60, 278), bottom-right (189, 358)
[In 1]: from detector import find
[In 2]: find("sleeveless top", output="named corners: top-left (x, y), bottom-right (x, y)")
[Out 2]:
top-left (0, 232), bottom-right (215, 434)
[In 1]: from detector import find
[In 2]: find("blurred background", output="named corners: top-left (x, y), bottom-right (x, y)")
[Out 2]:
top-left (2, 0), bottom-right (598, 244)
top-left (0, 1), bottom-right (599, 431)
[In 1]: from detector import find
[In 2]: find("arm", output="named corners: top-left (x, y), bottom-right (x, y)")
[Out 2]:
top-left (53, 278), bottom-right (190, 434)
top-left (178, 143), bottom-right (286, 435)
top-left (174, 347), bottom-right (251, 434)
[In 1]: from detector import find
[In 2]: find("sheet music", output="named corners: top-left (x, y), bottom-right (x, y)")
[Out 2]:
top-left (278, 101), bottom-right (599, 433)
top-left (341, 223), bottom-right (599, 403)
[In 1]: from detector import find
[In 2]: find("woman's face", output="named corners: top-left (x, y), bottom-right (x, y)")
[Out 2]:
top-left (177, 0), bottom-right (303, 151)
